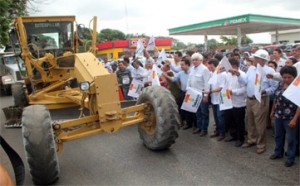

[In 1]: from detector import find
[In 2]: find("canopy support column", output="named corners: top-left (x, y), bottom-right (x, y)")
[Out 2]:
top-left (204, 34), bottom-right (208, 51)
top-left (275, 29), bottom-right (279, 44)
top-left (237, 26), bottom-right (241, 48)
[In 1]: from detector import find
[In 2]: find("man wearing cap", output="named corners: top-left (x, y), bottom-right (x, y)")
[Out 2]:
top-left (232, 49), bottom-right (278, 154)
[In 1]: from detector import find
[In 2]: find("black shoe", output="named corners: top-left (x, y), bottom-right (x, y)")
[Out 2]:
top-left (199, 131), bottom-right (207, 137)
top-left (182, 125), bottom-right (192, 130)
top-left (235, 140), bottom-right (244, 147)
top-left (269, 154), bottom-right (283, 160)
top-left (284, 161), bottom-right (294, 167)
top-left (210, 132), bottom-right (219, 138)
top-left (224, 137), bottom-right (237, 142)
top-left (217, 135), bottom-right (225, 141)
top-left (192, 128), bottom-right (201, 134)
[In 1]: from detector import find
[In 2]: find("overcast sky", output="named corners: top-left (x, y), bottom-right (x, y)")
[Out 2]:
top-left (31, 0), bottom-right (299, 44)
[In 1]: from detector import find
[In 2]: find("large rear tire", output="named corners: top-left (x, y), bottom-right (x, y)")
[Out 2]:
top-left (22, 105), bottom-right (60, 185)
top-left (137, 86), bottom-right (180, 150)
top-left (12, 83), bottom-right (28, 107)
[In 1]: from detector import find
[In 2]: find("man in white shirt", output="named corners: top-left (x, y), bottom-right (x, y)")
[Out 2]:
top-left (273, 48), bottom-right (286, 72)
top-left (188, 53), bottom-right (211, 136)
top-left (232, 49), bottom-right (278, 154)
top-left (225, 58), bottom-right (247, 147)
top-left (169, 51), bottom-right (183, 73)
top-left (131, 59), bottom-right (148, 82)
top-left (266, 61), bottom-right (300, 82)
top-left (203, 58), bottom-right (226, 140)
top-left (103, 58), bottom-right (113, 73)
top-left (143, 61), bottom-right (153, 86)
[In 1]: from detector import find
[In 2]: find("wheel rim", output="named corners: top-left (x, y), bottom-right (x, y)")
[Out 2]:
top-left (140, 102), bottom-right (156, 135)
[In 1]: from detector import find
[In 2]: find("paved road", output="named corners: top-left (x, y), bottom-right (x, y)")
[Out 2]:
top-left (0, 95), bottom-right (299, 185)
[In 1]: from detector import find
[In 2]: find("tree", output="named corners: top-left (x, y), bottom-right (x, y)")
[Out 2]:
top-left (220, 35), bottom-right (253, 45)
top-left (97, 28), bottom-right (126, 42)
top-left (241, 36), bottom-right (253, 45)
top-left (171, 38), bottom-right (186, 50)
top-left (220, 36), bottom-right (237, 45)
top-left (0, 0), bottom-right (31, 45)
top-left (207, 39), bottom-right (222, 49)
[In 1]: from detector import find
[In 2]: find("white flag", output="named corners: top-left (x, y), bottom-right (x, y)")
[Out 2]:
top-left (181, 87), bottom-right (203, 113)
top-left (146, 36), bottom-right (156, 51)
top-left (208, 57), bottom-right (232, 85)
top-left (156, 48), bottom-right (167, 65)
top-left (219, 87), bottom-right (233, 111)
top-left (128, 79), bottom-right (144, 98)
top-left (254, 63), bottom-right (264, 103)
top-left (219, 56), bottom-right (232, 72)
top-left (151, 64), bottom-right (161, 86)
top-left (135, 39), bottom-right (144, 57)
top-left (283, 75), bottom-right (300, 107)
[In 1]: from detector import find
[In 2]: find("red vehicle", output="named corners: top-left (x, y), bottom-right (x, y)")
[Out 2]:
top-left (263, 44), bottom-right (284, 54)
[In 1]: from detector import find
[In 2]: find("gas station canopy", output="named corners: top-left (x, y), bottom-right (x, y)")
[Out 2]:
top-left (168, 14), bottom-right (300, 48)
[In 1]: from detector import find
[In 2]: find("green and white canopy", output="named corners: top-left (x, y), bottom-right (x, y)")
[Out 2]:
top-left (168, 14), bottom-right (300, 47)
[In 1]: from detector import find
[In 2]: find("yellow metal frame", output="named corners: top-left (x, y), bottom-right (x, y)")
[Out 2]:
top-left (54, 103), bottom-right (147, 152)
top-left (14, 16), bottom-right (101, 109)
top-left (14, 16), bottom-right (152, 153)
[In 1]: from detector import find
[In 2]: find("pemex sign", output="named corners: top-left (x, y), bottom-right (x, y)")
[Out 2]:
top-left (224, 16), bottom-right (249, 26)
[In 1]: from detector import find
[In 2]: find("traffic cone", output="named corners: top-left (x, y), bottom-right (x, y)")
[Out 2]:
top-left (118, 86), bottom-right (124, 101)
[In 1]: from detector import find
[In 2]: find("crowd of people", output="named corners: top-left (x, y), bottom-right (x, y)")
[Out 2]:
top-left (104, 44), bottom-right (300, 168)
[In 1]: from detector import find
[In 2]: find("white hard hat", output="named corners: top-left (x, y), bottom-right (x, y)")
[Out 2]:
top-left (253, 49), bottom-right (269, 61)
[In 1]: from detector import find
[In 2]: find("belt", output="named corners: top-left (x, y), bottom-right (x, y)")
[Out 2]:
top-left (248, 96), bottom-right (256, 100)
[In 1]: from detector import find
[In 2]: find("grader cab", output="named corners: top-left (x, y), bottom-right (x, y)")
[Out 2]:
top-left (10, 15), bottom-right (180, 185)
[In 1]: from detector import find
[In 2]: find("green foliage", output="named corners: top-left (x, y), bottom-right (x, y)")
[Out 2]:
top-left (207, 39), bottom-right (224, 49)
top-left (241, 36), bottom-right (253, 45)
top-left (220, 35), bottom-right (253, 45)
top-left (172, 38), bottom-right (186, 50)
top-left (97, 28), bottom-right (126, 42)
top-left (0, 0), bottom-right (29, 45)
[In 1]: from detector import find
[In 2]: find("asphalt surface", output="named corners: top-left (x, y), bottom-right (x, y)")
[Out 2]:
top-left (0, 95), bottom-right (299, 185)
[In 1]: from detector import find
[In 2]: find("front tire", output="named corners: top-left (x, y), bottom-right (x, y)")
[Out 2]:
top-left (137, 86), bottom-right (180, 150)
top-left (22, 105), bottom-right (60, 185)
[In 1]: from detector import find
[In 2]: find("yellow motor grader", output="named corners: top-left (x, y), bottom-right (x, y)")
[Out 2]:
top-left (9, 15), bottom-right (180, 185)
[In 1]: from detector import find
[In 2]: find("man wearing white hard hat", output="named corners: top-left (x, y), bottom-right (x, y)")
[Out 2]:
top-left (231, 49), bottom-right (278, 154)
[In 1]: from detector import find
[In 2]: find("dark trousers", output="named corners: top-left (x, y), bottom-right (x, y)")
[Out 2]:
top-left (178, 91), bottom-right (195, 127)
top-left (225, 107), bottom-right (246, 142)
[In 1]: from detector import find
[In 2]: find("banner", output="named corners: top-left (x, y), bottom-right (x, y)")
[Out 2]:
top-left (254, 64), bottom-right (264, 103)
top-left (156, 48), bottom-right (167, 65)
top-left (151, 65), bottom-right (161, 86)
top-left (146, 36), bottom-right (155, 51)
top-left (128, 79), bottom-right (144, 98)
top-left (181, 87), bottom-right (203, 113)
top-left (219, 88), bottom-right (233, 110)
top-left (283, 75), bottom-right (300, 107)
top-left (135, 39), bottom-right (144, 57)
top-left (208, 57), bottom-right (232, 85)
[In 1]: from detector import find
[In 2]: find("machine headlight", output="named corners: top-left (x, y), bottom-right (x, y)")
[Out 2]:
top-left (2, 76), bottom-right (13, 84)
top-left (4, 78), bottom-right (12, 82)
top-left (79, 81), bottom-right (90, 91)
